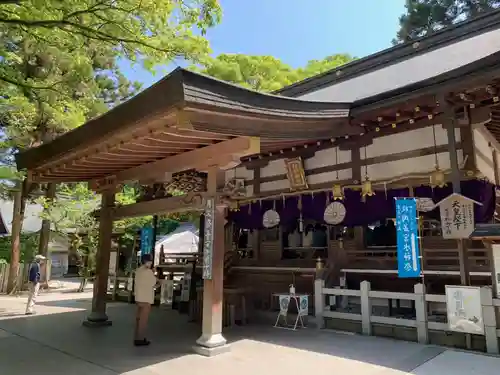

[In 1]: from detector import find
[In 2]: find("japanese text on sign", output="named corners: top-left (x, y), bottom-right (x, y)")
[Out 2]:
top-left (438, 194), bottom-right (476, 239)
top-left (395, 198), bottom-right (421, 278)
top-left (202, 198), bottom-right (215, 280)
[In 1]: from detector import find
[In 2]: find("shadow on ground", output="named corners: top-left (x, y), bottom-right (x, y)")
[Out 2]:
top-left (0, 299), bottom-right (447, 375)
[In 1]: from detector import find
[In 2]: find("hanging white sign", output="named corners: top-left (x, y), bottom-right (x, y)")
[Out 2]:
top-left (492, 244), bottom-right (500, 299)
top-left (324, 202), bottom-right (347, 225)
top-left (436, 193), bottom-right (481, 239)
top-left (263, 209), bottom-right (280, 228)
top-left (416, 197), bottom-right (435, 212)
top-left (445, 285), bottom-right (484, 335)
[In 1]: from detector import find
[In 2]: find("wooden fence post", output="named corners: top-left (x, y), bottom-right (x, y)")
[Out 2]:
top-left (314, 278), bottom-right (325, 329)
top-left (360, 281), bottom-right (372, 335)
top-left (414, 283), bottom-right (429, 344)
top-left (480, 286), bottom-right (499, 354)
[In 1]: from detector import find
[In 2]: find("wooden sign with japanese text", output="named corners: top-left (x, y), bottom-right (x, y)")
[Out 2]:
top-left (437, 193), bottom-right (481, 239)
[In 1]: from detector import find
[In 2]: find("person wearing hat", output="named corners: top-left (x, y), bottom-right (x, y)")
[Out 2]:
top-left (133, 253), bottom-right (158, 346)
top-left (25, 254), bottom-right (46, 315)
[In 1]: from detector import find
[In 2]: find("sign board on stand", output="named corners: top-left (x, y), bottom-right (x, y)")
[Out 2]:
top-left (395, 198), bottom-right (421, 278)
top-left (445, 285), bottom-right (484, 335)
top-left (278, 295), bottom-right (290, 317)
top-left (298, 295), bottom-right (309, 317)
top-left (180, 273), bottom-right (191, 302)
top-left (160, 279), bottom-right (175, 306)
top-left (492, 244), bottom-right (500, 299)
top-left (435, 193), bottom-right (482, 239)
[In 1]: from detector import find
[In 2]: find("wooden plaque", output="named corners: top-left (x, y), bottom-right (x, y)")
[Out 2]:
top-left (285, 157), bottom-right (308, 190)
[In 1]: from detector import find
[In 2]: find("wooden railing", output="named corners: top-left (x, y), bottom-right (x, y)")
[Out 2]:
top-left (341, 237), bottom-right (490, 273)
top-left (314, 279), bottom-right (500, 354)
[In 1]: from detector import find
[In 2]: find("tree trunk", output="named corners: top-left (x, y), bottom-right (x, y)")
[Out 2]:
top-left (38, 183), bottom-right (56, 257)
top-left (6, 180), bottom-right (27, 294)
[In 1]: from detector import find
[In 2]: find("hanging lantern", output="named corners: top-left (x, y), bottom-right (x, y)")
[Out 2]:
top-left (229, 200), bottom-right (240, 211)
top-left (429, 124), bottom-right (446, 188)
top-left (361, 146), bottom-right (375, 202)
top-left (430, 166), bottom-right (447, 188)
top-left (361, 176), bottom-right (375, 202)
top-left (332, 184), bottom-right (344, 200)
top-left (332, 146), bottom-right (344, 200)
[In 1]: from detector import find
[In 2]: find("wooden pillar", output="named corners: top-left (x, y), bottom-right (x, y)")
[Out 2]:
top-left (83, 189), bottom-right (115, 327)
top-left (194, 166), bottom-right (229, 356)
top-left (443, 99), bottom-right (470, 286)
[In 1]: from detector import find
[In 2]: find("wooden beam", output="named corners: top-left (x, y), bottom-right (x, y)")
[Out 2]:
top-left (111, 193), bottom-right (208, 220)
top-left (96, 136), bottom-right (260, 185)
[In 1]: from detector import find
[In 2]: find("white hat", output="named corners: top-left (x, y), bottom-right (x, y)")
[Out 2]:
top-left (35, 254), bottom-right (46, 260)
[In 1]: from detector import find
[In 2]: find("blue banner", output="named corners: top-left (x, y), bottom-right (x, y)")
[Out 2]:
top-left (140, 226), bottom-right (154, 255)
top-left (395, 198), bottom-right (421, 278)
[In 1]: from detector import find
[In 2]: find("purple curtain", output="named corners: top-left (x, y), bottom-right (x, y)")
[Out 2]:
top-left (227, 179), bottom-right (496, 230)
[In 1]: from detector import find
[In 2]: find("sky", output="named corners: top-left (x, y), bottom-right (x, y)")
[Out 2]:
top-left (121, 0), bottom-right (407, 88)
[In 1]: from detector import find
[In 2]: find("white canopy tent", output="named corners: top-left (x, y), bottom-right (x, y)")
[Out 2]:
top-left (153, 223), bottom-right (199, 265)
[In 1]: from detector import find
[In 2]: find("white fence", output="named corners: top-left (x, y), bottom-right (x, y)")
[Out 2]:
top-left (314, 279), bottom-right (500, 354)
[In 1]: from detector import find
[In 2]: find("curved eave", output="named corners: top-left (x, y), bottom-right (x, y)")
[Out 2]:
top-left (16, 68), bottom-right (354, 174)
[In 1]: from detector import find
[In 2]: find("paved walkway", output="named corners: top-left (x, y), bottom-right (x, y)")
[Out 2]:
top-left (0, 292), bottom-right (499, 375)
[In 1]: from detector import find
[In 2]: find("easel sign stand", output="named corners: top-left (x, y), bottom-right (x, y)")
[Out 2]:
top-left (273, 292), bottom-right (309, 330)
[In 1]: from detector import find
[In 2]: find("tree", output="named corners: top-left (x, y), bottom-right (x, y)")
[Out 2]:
top-left (197, 53), bottom-right (355, 92)
top-left (0, 0), bottom-right (221, 293)
top-left (38, 183), bottom-right (199, 291)
top-left (297, 54), bottom-right (355, 80)
top-left (395, 0), bottom-right (500, 42)
top-left (0, 1), bottom-right (222, 90)
top-left (197, 54), bottom-right (300, 92)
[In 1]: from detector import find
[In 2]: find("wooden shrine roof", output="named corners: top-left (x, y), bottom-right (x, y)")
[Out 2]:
top-left (242, 50), bottom-right (500, 163)
top-left (16, 8), bottom-right (500, 183)
top-left (276, 9), bottom-right (500, 99)
top-left (16, 69), bottom-right (355, 183)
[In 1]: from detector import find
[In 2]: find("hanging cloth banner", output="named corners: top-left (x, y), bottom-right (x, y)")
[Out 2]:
top-left (395, 198), bottom-right (421, 278)
top-left (140, 225), bottom-right (154, 256)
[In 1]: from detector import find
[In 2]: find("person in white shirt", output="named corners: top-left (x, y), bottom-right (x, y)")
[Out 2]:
top-left (134, 254), bottom-right (157, 346)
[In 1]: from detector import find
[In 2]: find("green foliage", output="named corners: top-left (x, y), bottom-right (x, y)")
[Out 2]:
top-left (196, 54), bottom-right (300, 92)
top-left (0, 1), bottom-right (220, 276)
top-left (196, 53), bottom-right (355, 92)
top-left (37, 183), bottom-right (199, 273)
top-left (297, 54), bottom-right (355, 79)
top-left (0, 232), bottom-right (38, 262)
top-left (37, 183), bottom-right (99, 273)
top-left (395, 0), bottom-right (500, 42)
top-left (0, 0), bottom-right (221, 156)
